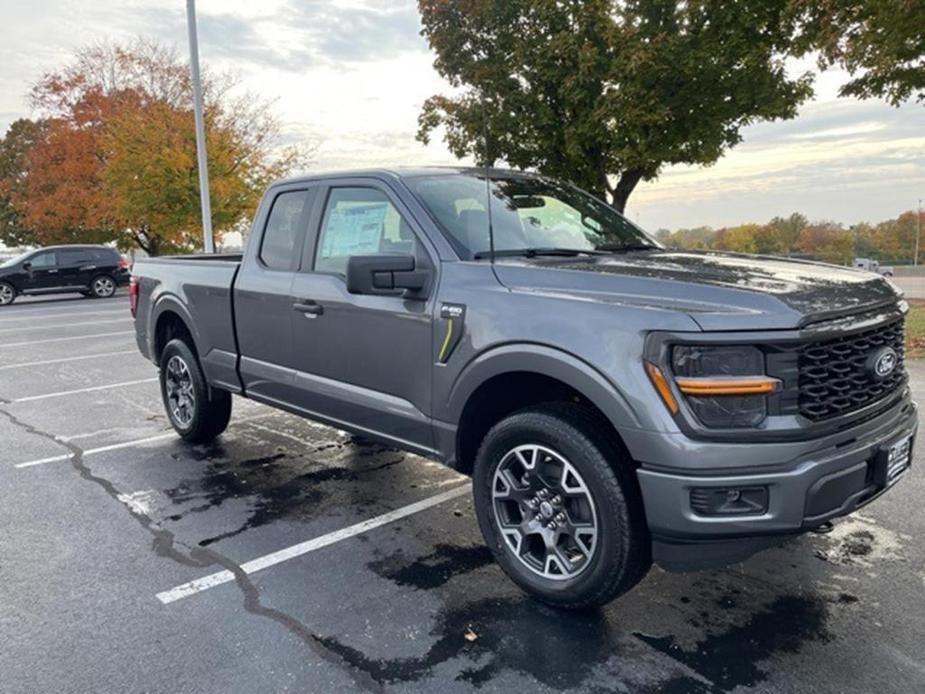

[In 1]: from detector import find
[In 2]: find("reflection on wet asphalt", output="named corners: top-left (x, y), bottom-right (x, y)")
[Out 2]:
top-left (86, 416), bottom-right (915, 693)
top-left (1, 301), bottom-right (924, 694)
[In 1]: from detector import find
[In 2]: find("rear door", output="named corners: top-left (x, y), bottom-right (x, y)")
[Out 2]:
top-left (56, 249), bottom-right (92, 288)
top-left (234, 184), bottom-right (318, 405)
top-left (23, 251), bottom-right (60, 291)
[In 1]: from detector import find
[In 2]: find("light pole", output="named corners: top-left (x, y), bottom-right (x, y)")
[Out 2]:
top-left (917, 198), bottom-right (922, 268)
top-left (186, 0), bottom-right (215, 253)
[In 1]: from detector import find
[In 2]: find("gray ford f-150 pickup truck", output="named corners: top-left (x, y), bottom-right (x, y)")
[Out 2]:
top-left (131, 167), bottom-right (916, 608)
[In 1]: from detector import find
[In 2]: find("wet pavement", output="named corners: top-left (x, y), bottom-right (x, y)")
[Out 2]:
top-left (1, 293), bottom-right (924, 693)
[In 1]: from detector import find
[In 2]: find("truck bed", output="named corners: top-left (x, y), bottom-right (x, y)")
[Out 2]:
top-left (132, 254), bottom-right (243, 393)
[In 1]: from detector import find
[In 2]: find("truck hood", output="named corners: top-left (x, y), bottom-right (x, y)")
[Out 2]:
top-left (491, 250), bottom-right (901, 330)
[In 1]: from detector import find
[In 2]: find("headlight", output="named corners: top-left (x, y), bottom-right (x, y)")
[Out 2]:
top-left (646, 345), bottom-right (781, 428)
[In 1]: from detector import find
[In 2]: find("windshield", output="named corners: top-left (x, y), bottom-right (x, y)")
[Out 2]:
top-left (0, 251), bottom-right (30, 268)
top-left (408, 173), bottom-right (660, 258)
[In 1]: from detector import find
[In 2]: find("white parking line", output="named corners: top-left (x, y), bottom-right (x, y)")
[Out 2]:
top-left (15, 431), bottom-right (179, 468)
top-left (0, 350), bottom-right (139, 371)
top-left (0, 308), bottom-right (128, 324)
top-left (10, 378), bottom-right (158, 403)
top-left (13, 413), bottom-right (275, 468)
top-left (3, 330), bottom-right (134, 348)
top-left (155, 484), bottom-right (471, 604)
top-left (0, 317), bottom-right (129, 334)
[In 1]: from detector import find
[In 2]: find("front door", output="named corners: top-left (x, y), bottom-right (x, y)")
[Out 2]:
top-left (23, 251), bottom-right (60, 291)
top-left (288, 183), bottom-right (436, 453)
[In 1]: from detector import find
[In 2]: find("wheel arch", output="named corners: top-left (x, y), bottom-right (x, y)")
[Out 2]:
top-left (445, 344), bottom-right (642, 474)
top-left (151, 296), bottom-right (202, 363)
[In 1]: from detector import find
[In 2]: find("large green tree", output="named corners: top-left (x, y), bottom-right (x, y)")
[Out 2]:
top-left (795, 0), bottom-right (925, 105)
top-left (417, 0), bottom-right (813, 211)
top-left (0, 118), bottom-right (46, 247)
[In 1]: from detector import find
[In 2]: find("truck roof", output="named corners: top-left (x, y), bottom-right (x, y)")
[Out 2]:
top-left (272, 166), bottom-right (541, 188)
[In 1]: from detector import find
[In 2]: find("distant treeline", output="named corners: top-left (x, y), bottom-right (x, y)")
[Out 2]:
top-left (654, 211), bottom-right (925, 265)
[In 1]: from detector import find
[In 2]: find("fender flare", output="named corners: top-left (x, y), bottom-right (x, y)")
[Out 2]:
top-left (445, 343), bottom-right (643, 432)
top-left (149, 293), bottom-right (203, 361)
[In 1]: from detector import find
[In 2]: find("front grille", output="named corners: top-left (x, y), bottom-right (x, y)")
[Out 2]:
top-left (798, 319), bottom-right (906, 421)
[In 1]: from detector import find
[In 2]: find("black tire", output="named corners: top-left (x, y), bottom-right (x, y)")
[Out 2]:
top-left (159, 338), bottom-right (232, 443)
top-left (473, 403), bottom-right (651, 609)
top-left (0, 281), bottom-right (16, 306)
top-left (89, 274), bottom-right (117, 298)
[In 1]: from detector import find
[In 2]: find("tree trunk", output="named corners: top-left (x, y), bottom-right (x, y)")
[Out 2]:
top-left (134, 229), bottom-right (159, 257)
top-left (610, 168), bottom-right (643, 214)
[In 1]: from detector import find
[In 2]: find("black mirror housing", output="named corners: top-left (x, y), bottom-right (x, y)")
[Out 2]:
top-left (346, 254), bottom-right (429, 297)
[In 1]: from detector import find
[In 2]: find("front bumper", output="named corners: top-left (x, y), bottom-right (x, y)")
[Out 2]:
top-left (631, 392), bottom-right (917, 570)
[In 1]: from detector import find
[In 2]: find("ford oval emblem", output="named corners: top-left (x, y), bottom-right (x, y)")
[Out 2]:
top-left (868, 346), bottom-right (898, 381)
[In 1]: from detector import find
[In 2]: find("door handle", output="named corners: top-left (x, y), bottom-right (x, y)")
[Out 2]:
top-left (292, 300), bottom-right (324, 316)
top-left (81, 265), bottom-right (96, 270)
top-left (47, 269), bottom-right (59, 273)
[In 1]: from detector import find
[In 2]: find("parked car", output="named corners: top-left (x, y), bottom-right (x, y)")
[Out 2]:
top-left (131, 167), bottom-right (916, 608)
top-left (0, 245), bottom-right (130, 306)
top-left (854, 257), bottom-right (895, 277)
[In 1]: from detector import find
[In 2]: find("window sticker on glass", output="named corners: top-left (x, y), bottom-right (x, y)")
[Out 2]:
top-left (322, 203), bottom-right (388, 257)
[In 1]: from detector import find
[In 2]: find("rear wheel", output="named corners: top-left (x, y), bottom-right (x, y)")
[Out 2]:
top-left (89, 274), bottom-right (116, 298)
top-left (473, 403), bottom-right (651, 609)
top-left (0, 282), bottom-right (16, 306)
top-left (159, 338), bottom-right (232, 443)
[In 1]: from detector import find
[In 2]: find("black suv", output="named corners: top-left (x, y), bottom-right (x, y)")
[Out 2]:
top-left (0, 245), bottom-right (130, 306)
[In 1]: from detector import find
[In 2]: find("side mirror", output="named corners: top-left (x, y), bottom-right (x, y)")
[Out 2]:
top-left (346, 254), bottom-right (429, 297)
top-left (22, 261), bottom-right (32, 271)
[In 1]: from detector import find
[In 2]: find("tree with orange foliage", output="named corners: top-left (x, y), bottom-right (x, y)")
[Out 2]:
top-left (796, 221), bottom-right (855, 265)
top-left (12, 40), bottom-right (306, 255)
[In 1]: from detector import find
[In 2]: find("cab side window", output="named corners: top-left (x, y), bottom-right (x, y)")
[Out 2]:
top-left (314, 187), bottom-right (417, 276)
top-left (29, 252), bottom-right (56, 268)
top-left (260, 190), bottom-right (310, 271)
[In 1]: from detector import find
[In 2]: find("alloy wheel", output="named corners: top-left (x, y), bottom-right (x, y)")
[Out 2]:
top-left (491, 444), bottom-right (599, 580)
top-left (93, 277), bottom-right (115, 297)
top-left (0, 284), bottom-right (12, 305)
top-left (165, 356), bottom-right (196, 427)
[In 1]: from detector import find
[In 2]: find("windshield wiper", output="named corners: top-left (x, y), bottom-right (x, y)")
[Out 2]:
top-left (472, 247), bottom-right (608, 260)
top-left (594, 243), bottom-right (659, 253)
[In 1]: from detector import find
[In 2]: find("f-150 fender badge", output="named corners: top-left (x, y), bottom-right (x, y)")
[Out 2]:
top-left (438, 303), bottom-right (466, 363)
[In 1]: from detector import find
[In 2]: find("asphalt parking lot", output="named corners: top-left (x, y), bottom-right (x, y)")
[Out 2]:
top-left (1, 293), bottom-right (924, 694)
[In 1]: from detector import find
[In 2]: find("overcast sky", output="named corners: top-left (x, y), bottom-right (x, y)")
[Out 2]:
top-left (0, 0), bottom-right (922, 232)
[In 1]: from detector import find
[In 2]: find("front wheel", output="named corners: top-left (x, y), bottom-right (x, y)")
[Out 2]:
top-left (0, 281), bottom-right (16, 306)
top-left (473, 403), bottom-right (651, 609)
top-left (159, 338), bottom-right (232, 443)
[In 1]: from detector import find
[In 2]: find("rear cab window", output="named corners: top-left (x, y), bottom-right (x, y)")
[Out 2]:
top-left (260, 190), bottom-right (312, 271)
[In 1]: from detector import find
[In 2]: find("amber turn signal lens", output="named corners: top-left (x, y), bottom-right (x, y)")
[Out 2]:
top-left (674, 376), bottom-right (781, 396)
top-left (645, 361), bottom-right (679, 415)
